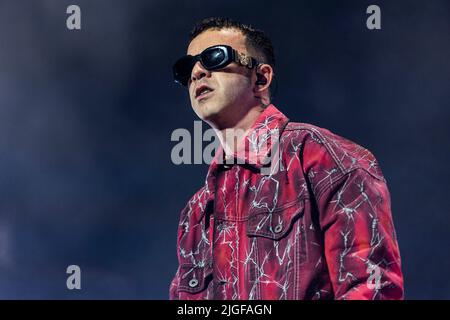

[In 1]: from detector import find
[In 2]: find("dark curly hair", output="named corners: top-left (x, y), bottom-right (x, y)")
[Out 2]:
top-left (189, 17), bottom-right (276, 82)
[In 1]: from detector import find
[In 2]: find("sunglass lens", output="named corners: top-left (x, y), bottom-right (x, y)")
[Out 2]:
top-left (173, 56), bottom-right (196, 86)
top-left (202, 48), bottom-right (226, 69)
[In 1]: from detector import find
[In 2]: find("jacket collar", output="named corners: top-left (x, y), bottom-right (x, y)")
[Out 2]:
top-left (206, 104), bottom-right (290, 180)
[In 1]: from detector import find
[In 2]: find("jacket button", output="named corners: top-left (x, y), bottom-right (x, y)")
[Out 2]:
top-left (274, 225), bottom-right (283, 234)
top-left (189, 278), bottom-right (199, 288)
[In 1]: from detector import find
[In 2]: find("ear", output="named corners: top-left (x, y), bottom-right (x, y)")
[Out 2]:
top-left (253, 63), bottom-right (273, 102)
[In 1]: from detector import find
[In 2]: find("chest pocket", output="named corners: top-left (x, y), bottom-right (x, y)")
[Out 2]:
top-left (246, 198), bottom-right (305, 240)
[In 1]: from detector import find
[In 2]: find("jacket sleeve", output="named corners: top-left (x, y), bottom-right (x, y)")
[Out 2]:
top-left (316, 168), bottom-right (404, 299)
top-left (169, 266), bottom-right (180, 300)
top-left (169, 202), bottom-right (190, 300)
top-left (169, 219), bottom-right (184, 300)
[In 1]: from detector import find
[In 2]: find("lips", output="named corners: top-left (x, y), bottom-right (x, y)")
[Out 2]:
top-left (195, 84), bottom-right (214, 99)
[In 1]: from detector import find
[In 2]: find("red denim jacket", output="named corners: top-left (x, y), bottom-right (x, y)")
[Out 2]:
top-left (170, 104), bottom-right (403, 300)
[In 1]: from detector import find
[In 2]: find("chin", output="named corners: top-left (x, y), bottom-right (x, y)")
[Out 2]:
top-left (195, 102), bottom-right (222, 120)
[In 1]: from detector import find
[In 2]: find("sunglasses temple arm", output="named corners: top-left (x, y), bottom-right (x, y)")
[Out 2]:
top-left (232, 49), bottom-right (259, 69)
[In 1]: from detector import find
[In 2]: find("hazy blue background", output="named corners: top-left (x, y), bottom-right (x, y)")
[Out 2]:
top-left (0, 0), bottom-right (449, 299)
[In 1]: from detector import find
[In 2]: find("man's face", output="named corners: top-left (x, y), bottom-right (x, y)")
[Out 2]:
top-left (187, 29), bottom-right (256, 128)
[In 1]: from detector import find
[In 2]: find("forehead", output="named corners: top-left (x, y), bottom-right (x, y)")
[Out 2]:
top-left (187, 28), bottom-right (248, 56)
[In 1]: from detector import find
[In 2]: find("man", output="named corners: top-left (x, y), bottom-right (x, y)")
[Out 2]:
top-left (169, 17), bottom-right (404, 300)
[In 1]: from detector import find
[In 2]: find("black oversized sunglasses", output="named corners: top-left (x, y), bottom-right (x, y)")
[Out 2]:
top-left (173, 45), bottom-right (259, 86)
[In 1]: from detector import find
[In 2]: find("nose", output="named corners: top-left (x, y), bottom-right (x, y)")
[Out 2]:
top-left (191, 61), bottom-right (211, 83)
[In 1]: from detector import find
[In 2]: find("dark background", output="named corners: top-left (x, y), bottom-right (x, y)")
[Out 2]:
top-left (0, 0), bottom-right (449, 299)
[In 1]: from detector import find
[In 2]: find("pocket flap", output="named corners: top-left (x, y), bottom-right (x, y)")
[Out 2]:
top-left (246, 199), bottom-right (305, 240)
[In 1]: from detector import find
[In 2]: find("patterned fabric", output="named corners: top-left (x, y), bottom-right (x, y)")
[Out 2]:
top-left (170, 104), bottom-right (404, 300)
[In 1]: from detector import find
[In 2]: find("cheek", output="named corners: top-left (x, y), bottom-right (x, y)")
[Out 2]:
top-left (220, 75), bottom-right (252, 98)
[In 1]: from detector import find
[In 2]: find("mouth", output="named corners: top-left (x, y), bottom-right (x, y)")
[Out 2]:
top-left (195, 84), bottom-right (214, 100)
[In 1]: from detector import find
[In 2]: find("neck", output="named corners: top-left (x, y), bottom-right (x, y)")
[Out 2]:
top-left (212, 103), bottom-right (266, 157)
